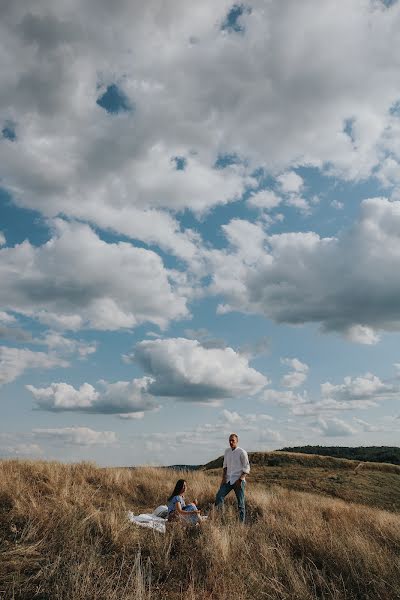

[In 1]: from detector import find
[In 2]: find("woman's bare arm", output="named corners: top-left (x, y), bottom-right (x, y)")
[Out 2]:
top-left (175, 501), bottom-right (200, 515)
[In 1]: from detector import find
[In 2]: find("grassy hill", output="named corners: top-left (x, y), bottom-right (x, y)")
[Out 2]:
top-left (1, 458), bottom-right (400, 599)
top-left (278, 445), bottom-right (400, 465)
top-left (203, 451), bottom-right (400, 512)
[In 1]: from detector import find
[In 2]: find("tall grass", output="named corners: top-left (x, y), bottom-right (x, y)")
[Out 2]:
top-left (0, 459), bottom-right (399, 599)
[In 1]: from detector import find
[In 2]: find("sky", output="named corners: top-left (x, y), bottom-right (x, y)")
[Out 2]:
top-left (1, 0), bottom-right (400, 466)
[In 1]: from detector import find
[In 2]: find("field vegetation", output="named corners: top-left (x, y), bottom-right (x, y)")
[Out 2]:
top-left (0, 456), bottom-right (399, 599)
top-left (278, 446), bottom-right (400, 465)
top-left (204, 451), bottom-right (400, 512)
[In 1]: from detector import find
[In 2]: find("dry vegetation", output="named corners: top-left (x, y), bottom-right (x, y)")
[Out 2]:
top-left (205, 451), bottom-right (400, 512)
top-left (1, 459), bottom-right (400, 600)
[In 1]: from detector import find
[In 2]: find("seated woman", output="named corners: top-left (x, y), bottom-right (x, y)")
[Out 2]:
top-left (167, 479), bottom-right (201, 524)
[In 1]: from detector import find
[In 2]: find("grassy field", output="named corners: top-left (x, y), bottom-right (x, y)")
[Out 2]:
top-left (278, 446), bottom-right (400, 465)
top-left (204, 451), bottom-right (400, 512)
top-left (0, 456), bottom-right (400, 599)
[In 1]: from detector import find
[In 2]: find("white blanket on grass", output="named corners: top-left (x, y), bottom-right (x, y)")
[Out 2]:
top-left (127, 510), bottom-right (167, 534)
top-left (128, 510), bottom-right (208, 534)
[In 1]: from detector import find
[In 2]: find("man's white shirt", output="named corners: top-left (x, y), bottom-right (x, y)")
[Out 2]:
top-left (223, 446), bottom-right (250, 485)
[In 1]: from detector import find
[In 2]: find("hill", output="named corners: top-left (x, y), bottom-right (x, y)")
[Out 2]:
top-left (278, 445), bottom-right (400, 465)
top-left (1, 459), bottom-right (400, 600)
top-left (203, 451), bottom-right (400, 512)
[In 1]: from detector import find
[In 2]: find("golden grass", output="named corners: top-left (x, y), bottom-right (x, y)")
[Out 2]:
top-left (1, 459), bottom-right (399, 599)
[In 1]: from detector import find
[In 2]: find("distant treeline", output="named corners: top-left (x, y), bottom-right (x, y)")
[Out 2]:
top-left (164, 465), bottom-right (200, 471)
top-left (278, 446), bottom-right (400, 465)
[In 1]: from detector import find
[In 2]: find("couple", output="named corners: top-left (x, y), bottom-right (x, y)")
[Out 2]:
top-left (167, 433), bottom-right (250, 524)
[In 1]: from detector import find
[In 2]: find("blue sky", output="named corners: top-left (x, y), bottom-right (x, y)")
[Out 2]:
top-left (1, 0), bottom-right (400, 466)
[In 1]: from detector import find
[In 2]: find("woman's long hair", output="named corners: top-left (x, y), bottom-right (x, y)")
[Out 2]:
top-left (168, 479), bottom-right (186, 501)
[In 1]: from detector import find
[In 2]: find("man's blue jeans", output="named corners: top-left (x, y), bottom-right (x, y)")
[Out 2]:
top-left (215, 480), bottom-right (246, 522)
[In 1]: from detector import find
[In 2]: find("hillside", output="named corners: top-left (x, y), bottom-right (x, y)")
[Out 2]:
top-left (203, 451), bottom-right (400, 512)
top-left (1, 459), bottom-right (400, 600)
top-left (279, 445), bottom-right (400, 465)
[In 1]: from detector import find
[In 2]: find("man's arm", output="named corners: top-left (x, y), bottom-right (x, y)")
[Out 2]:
top-left (221, 450), bottom-right (228, 484)
top-left (221, 466), bottom-right (227, 485)
top-left (234, 450), bottom-right (250, 488)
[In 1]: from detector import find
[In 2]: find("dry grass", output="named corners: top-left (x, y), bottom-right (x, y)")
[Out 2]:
top-left (205, 451), bottom-right (400, 512)
top-left (1, 459), bottom-right (400, 599)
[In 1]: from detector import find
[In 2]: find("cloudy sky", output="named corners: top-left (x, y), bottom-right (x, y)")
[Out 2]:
top-left (1, 0), bottom-right (400, 466)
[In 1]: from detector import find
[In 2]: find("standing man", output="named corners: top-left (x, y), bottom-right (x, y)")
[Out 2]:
top-left (215, 433), bottom-right (250, 523)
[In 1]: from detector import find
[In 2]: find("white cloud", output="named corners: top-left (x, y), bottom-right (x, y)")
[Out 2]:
top-left (321, 372), bottom-right (395, 403)
top-left (134, 337), bottom-right (268, 401)
top-left (277, 172), bottom-right (304, 194)
top-left (220, 409), bottom-right (243, 425)
top-left (353, 418), bottom-right (385, 433)
top-left (258, 428), bottom-right (283, 444)
top-left (0, 232), bottom-right (6, 246)
top-left (0, 440), bottom-right (43, 458)
top-left (40, 331), bottom-right (97, 358)
top-left (26, 377), bottom-right (158, 416)
top-left (221, 219), bottom-right (267, 263)
top-left (27, 382), bottom-right (99, 410)
top-left (289, 372), bottom-right (398, 416)
top-left (0, 219), bottom-right (188, 331)
top-left (281, 357), bottom-right (309, 388)
top-left (262, 388), bottom-right (309, 407)
top-left (344, 325), bottom-right (380, 345)
top-left (32, 427), bottom-right (117, 446)
top-left (220, 408), bottom-right (272, 429)
top-left (1, 0), bottom-right (400, 260)
top-left (284, 195), bottom-right (311, 215)
top-left (281, 371), bottom-right (308, 389)
top-left (316, 417), bottom-right (357, 437)
top-left (0, 346), bottom-right (67, 385)
top-left (0, 325), bottom-right (32, 343)
top-left (0, 312), bottom-right (16, 324)
top-left (331, 200), bottom-right (344, 210)
top-left (247, 190), bottom-right (281, 210)
top-left (210, 199), bottom-right (400, 340)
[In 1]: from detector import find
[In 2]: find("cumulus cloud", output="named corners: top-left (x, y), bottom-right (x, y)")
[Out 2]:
top-left (220, 408), bottom-right (273, 429)
top-left (258, 428), bottom-right (283, 444)
top-left (316, 417), bottom-right (357, 437)
top-left (2, 0), bottom-right (400, 263)
top-left (281, 357), bottom-right (309, 388)
top-left (210, 199), bottom-right (400, 341)
top-left (0, 437), bottom-right (43, 458)
top-left (27, 338), bottom-right (268, 413)
top-left (247, 190), bottom-right (281, 211)
top-left (32, 427), bottom-right (117, 446)
top-left (353, 418), bottom-right (385, 433)
top-left (0, 326), bottom-right (33, 343)
top-left (26, 377), bottom-right (158, 416)
top-left (262, 370), bottom-right (399, 417)
top-left (262, 388), bottom-right (309, 407)
top-left (344, 325), bottom-right (380, 345)
top-left (277, 171), bottom-right (304, 194)
top-left (133, 337), bottom-right (268, 401)
top-left (0, 346), bottom-right (67, 385)
top-left (0, 312), bottom-right (16, 324)
top-left (0, 232), bottom-right (6, 246)
top-left (0, 219), bottom-right (188, 331)
top-left (290, 371), bottom-right (400, 417)
top-left (320, 372), bottom-right (396, 404)
top-left (40, 331), bottom-right (97, 358)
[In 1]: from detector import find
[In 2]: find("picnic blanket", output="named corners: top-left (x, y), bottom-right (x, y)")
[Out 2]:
top-left (128, 506), bottom-right (208, 534)
top-left (127, 510), bottom-right (167, 534)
